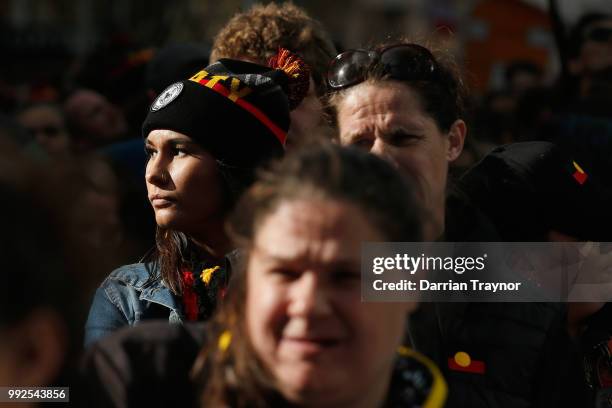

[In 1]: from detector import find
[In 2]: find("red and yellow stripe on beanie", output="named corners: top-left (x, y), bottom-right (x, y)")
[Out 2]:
top-left (143, 48), bottom-right (310, 168)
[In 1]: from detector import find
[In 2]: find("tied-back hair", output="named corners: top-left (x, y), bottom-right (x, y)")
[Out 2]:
top-left (193, 144), bottom-right (423, 407)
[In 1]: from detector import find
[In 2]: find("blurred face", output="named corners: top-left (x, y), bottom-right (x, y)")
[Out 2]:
top-left (64, 90), bottom-right (127, 143)
top-left (246, 198), bottom-right (416, 407)
top-left (0, 311), bottom-right (66, 408)
top-left (510, 71), bottom-right (540, 95)
top-left (0, 330), bottom-right (17, 385)
top-left (577, 19), bottom-right (612, 73)
top-left (17, 106), bottom-right (70, 156)
top-left (336, 81), bottom-right (464, 237)
top-left (145, 129), bottom-right (225, 236)
top-left (72, 189), bottom-right (122, 250)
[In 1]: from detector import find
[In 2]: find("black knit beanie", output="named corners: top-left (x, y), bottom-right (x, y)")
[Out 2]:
top-left (142, 50), bottom-right (310, 169)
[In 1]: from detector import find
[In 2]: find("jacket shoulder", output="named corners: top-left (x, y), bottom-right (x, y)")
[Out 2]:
top-left (105, 262), bottom-right (158, 289)
top-left (78, 322), bottom-right (207, 407)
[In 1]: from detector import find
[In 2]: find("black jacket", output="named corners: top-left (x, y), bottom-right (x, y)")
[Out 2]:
top-left (78, 321), bottom-right (447, 408)
top-left (406, 179), bottom-right (588, 408)
top-left (78, 321), bottom-right (206, 408)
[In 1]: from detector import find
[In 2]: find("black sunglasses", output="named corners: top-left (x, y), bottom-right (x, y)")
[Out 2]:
top-left (585, 26), bottom-right (612, 43)
top-left (327, 44), bottom-right (438, 90)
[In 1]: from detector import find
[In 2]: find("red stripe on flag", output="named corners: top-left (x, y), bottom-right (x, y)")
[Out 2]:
top-left (196, 78), bottom-right (287, 146)
top-left (573, 171), bottom-right (587, 185)
top-left (448, 357), bottom-right (486, 374)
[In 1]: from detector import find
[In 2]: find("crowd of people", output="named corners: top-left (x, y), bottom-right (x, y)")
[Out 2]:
top-left (1, 2), bottom-right (612, 407)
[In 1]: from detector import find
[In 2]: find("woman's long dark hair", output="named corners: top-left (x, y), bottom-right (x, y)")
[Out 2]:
top-left (193, 144), bottom-right (423, 407)
top-left (152, 228), bottom-right (190, 294)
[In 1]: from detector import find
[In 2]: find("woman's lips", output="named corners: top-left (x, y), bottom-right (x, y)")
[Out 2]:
top-left (281, 337), bottom-right (343, 356)
top-left (150, 196), bottom-right (176, 208)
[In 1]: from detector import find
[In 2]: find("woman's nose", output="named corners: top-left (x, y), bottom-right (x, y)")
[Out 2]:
top-left (145, 155), bottom-right (169, 187)
top-left (287, 272), bottom-right (332, 318)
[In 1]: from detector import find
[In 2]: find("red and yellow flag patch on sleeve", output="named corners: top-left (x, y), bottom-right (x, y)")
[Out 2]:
top-left (448, 351), bottom-right (486, 374)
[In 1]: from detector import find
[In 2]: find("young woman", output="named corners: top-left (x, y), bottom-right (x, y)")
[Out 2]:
top-left (196, 145), bottom-right (446, 408)
top-left (84, 51), bottom-right (310, 346)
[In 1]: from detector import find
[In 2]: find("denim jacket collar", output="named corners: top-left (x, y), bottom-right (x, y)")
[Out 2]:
top-left (139, 280), bottom-right (180, 311)
top-left (121, 262), bottom-right (182, 314)
top-left (134, 249), bottom-right (244, 317)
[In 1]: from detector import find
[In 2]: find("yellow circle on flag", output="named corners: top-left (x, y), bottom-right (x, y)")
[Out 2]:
top-left (454, 351), bottom-right (471, 367)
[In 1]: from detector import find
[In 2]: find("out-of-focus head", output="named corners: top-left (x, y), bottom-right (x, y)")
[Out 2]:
top-left (0, 113), bottom-right (35, 147)
top-left (64, 89), bottom-right (128, 150)
top-left (328, 41), bottom-right (467, 238)
top-left (210, 3), bottom-right (335, 98)
top-left (0, 187), bottom-right (68, 390)
top-left (568, 13), bottom-right (612, 76)
top-left (210, 2), bottom-right (337, 147)
top-left (504, 60), bottom-right (543, 96)
top-left (201, 145), bottom-right (422, 407)
top-left (17, 103), bottom-right (71, 156)
top-left (69, 155), bottom-right (123, 253)
top-left (229, 144), bottom-right (422, 244)
top-left (0, 145), bottom-right (80, 392)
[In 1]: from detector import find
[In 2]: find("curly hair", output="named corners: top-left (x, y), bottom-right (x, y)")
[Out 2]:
top-left (210, 2), bottom-right (337, 97)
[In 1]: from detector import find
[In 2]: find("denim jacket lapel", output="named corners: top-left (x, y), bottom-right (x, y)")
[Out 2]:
top-left (138, 278), bottom-right (184, 321)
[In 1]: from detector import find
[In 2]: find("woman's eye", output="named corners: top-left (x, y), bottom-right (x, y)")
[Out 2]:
top-left (389, 132), bottom-right (420, 146)
top-left (269, 268), bottom-right (300, 281)
top-left (172, 146), bottom-right (188, 156)
top-left (144, 147), bottom-right (157, 158)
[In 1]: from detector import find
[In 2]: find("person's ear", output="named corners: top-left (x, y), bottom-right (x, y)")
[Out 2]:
top-left (447, 119), bottom-right (467, 162)
top-left (10, 310), bottom-right (67, 387)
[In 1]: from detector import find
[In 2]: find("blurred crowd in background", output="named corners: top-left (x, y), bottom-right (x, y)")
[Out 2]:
top-left (2, 0), bottom-right (612, 407)
top-left (4, 0), bottom-right (612, 177)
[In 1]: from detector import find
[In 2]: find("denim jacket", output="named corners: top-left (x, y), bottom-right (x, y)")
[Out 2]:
top-left (84, 251), bottom-right (242, 347)
top-left (84, 262), bottom-right (182, 347)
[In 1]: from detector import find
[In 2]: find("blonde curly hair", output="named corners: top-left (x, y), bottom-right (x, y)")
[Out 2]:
top-left (210, 2), bottom-right (337, 97)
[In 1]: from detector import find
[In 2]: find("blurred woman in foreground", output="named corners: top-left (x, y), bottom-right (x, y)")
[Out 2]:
top-left (196, 144), bottom-right (446, 408)
top-left (80, 145), bottom-right (446, 407)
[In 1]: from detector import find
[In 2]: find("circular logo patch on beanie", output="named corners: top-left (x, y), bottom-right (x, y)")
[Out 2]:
top-left (151, 82), bottom-right (183, 111)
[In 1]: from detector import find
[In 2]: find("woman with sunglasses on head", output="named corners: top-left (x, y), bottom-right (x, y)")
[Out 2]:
top-left (328, 40), bottom-right (588, 408)
top-left (84, 50), bottom-right (310, 346)
top-left (328, 41), bottom-right (470, 240)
